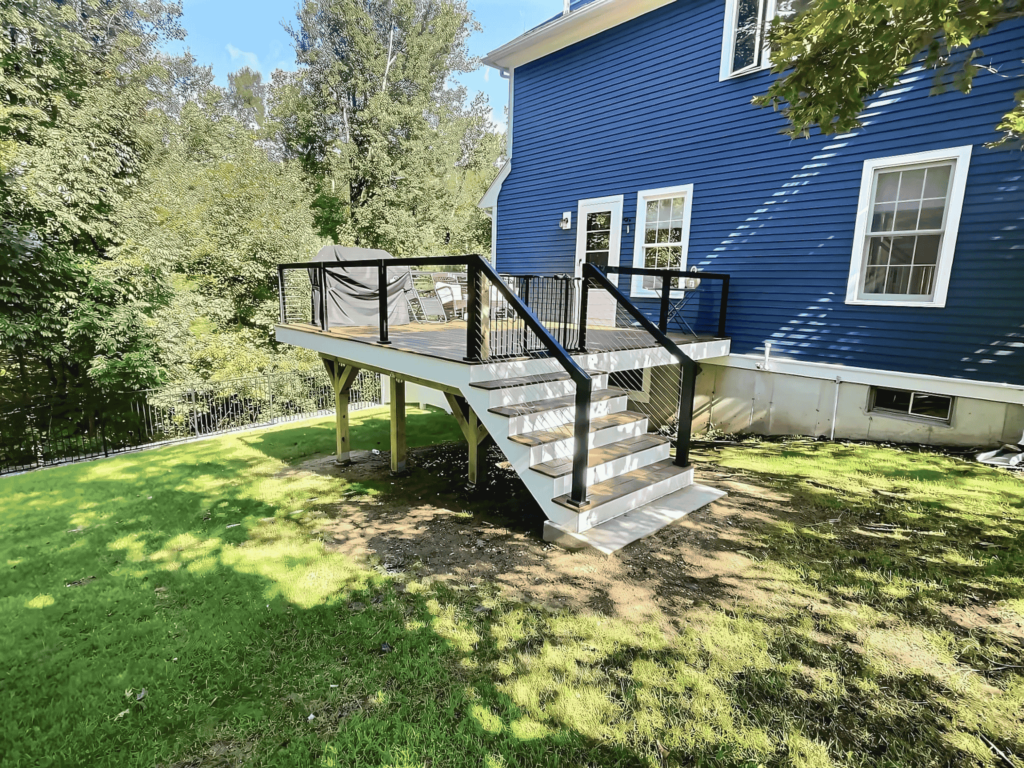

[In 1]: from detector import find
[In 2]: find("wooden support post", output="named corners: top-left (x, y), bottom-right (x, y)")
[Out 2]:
top-left (390, 376), bottom-right (407, 474)
top-left (443, 392), bottom-right (490, 487)
top-left (323, 357), bottom-right (360, 465)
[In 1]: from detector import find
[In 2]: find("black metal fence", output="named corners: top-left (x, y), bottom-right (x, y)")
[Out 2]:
top-left (0, 369), bottom-right (382, 475)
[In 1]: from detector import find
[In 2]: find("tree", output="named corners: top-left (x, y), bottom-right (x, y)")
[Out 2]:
top-left (755, 0), bottom-right (1024, 147)
top-left (274, 0), bottom-right (502, 254)
top-left (0, 0), bottom-right (184, 406)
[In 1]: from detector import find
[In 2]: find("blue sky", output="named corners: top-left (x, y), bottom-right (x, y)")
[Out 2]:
top-left (165, 0), bottom-right (558, 131)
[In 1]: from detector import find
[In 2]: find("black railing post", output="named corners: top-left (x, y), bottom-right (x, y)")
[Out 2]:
top-left (659, 272), bottom-right (671, 333)
top-left (717, 274), bottom-right (730, 338)
top-left (675, 361), bottom-right (698, 468)
top-left (377, 261), bottom-right (391, 345)
top-left (578, 273), bottom-right (589, 352)
top-left (277, 265), bottom-right (286, 324)
top-left (520, 275), bottom-right (533, 353)
top-left (568, 375), bottom-right (592, 508)
top-left (319, 263), bottom-right (328, 332)
top-left (465, 257), bottom-right (482, 362)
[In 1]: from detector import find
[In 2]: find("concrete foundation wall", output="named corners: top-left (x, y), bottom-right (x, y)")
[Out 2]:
top-left (694, 363), bottom-right (1024, 448)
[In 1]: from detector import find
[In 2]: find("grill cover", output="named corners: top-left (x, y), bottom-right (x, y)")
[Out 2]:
top-left (308, 246), bottom-right (412, 328)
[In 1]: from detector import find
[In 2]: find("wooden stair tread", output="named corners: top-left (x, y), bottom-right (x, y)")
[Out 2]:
top-left (507, 411), bottom-right (647, 447)
top-left (489, 388), bottom-right (627, 417)
top-left (470, 369), bottom-right (605, 391)
top-left (552, 459), bottom-right (690, 511)
top-left (530, 434), bottom-right (671, 477)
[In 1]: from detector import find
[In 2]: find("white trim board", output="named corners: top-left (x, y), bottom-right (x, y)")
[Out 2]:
top-left (845, 145), bottom-right (972, 309)
top-left (482, 0), bottom-right (675, 70)
top-left (703, 353), bottom-right (1024, 406)
top-left (630, 183), bottom-right (694, 298)
top-left (478, 160), bottom-right (511, 210)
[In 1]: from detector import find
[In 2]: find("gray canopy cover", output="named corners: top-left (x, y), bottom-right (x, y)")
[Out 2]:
top-left (309, 246), bottom-right (412, 328)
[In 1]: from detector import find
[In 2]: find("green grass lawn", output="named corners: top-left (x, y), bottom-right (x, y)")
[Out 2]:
top-left (1, 414), bottom-right (1021, 768)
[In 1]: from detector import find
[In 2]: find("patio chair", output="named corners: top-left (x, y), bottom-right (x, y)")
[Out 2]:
top-left (432, 273), bottom-right (467, 319)
top-left (404, 283), bottom-right (447, 323)
top-left (651, 268), bottom-right (702, 336)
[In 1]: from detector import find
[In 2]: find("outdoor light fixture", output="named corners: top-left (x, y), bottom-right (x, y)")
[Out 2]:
top-left (559, 212), bottom-right (572, 230)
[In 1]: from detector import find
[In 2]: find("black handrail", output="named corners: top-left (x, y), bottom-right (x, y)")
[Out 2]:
top-left (278, 255), bottom-right (593, 508)
top-left (602, 265), bottom-right (730, 339)
top-left (583, 264), bottom-right (700, 468)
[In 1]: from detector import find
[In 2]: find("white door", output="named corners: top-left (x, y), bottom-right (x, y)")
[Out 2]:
top-left (575, 195), bottom-right (623, 327)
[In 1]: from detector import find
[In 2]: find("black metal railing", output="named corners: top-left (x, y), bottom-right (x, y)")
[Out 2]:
top-left (582, 264), bottom-right (703, 468)
top-left (603, 265), bottom-right (730, 339)
top-left (278, 256), bottom-right (594, 507)
top-left (0, 370), bottom-right (383, 475)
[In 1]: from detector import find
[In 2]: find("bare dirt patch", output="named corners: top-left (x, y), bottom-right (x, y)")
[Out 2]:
top-left (285, 442), bottom-right (825, 625)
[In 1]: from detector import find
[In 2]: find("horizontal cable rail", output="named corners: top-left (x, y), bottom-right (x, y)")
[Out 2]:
top-left (277, 255), bottom-right (594, 507)
top-left (603, 265), bottom-right (730, 339)
top-left (0, 370), bottom-right (382, 475)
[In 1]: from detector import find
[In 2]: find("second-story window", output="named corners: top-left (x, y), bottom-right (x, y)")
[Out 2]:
top-left (722, 0), bottom-right (812, 79)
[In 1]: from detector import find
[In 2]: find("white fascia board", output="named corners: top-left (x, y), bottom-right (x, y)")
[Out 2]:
top-left (478, 160), bottom-right (511, 210)
top-left (482, 0), bottom-right (676, 70)
top-left (705, 353), bottom-right (1024, 406)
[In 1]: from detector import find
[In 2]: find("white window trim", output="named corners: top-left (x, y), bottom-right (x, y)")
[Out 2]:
top-left (845, 145), bottom-right (972, 309)
top-left (719, 0), bottom-right (774, 81)
top-left (630, 184), bottom-right (694, 298)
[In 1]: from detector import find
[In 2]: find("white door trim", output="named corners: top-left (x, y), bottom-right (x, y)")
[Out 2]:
top-left (574, 195), bottom-right (624, 279)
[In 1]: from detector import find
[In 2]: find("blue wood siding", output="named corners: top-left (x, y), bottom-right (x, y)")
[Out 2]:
top-left (495, 0), bottom-right (1024, 386)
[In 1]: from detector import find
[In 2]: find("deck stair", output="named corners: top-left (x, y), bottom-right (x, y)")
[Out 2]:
top-left (461, 353), bottom-right (725, 554)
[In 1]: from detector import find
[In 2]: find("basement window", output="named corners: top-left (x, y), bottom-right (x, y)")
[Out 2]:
top-left (869, 387), bottom-right (953, 424)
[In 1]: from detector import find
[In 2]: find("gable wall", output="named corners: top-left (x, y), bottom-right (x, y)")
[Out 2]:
top-left (495, 0), bottom-right (1024, 385)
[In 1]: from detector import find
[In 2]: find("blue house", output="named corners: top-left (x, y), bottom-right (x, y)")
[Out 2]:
top-left (479, 0), bottom-right (1024, 448)
top-left (276, 1), bottom-right (1023, 551)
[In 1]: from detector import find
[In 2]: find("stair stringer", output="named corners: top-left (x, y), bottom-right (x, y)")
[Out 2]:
top-left (459, 382), bottom-right (588, 533)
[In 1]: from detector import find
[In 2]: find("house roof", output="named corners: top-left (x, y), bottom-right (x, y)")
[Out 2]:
top-left (482, 0), bottom-right (676, 70)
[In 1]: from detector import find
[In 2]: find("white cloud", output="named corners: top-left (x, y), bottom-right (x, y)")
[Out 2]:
top-left (226, 44), bottom-right (261, 72)
top-left (484, 68), bottom-right (490, 83)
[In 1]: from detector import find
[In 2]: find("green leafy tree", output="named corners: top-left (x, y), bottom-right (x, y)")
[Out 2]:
top-left (755, 0), bottom-right (1024, 147)
top-left (274, 0), bottom-right (502, 254)
top-left (0, 0), bottom-right (184, 407)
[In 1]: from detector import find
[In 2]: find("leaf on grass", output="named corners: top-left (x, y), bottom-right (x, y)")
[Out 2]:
top-left (114, 709), bottom-right (130, 721)
top-left (136, 689), bottom-right (147, 701)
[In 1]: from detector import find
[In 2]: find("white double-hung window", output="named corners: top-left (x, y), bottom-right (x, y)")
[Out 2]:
top-left (720, 0), bottom-right (812, 79)
top-left (846, 146), bottom-right (972, 308)
top-left (630, 184), bottom-right (693, 298)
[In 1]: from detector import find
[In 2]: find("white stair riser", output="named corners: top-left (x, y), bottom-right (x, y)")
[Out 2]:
top-left (506, 396), bottom-right (628, 436)
top-left (527, 418), bottom-right (649, 465)
top-left (471, 357), bottom-right (566, 382)
top-left (548, 442), bottom-right (671, 497)
top-left (485, 374), bottom-right (609, 409)
top-left (578, 466), bottom-right (694, 531)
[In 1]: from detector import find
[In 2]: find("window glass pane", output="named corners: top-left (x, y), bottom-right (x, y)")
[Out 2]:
top-left (866, 236), bottom-right (891, 265)
top-left (775, 0), bottom-right (813, 18)
top-left (885, 266), bottom-right (911, 294)
top-left (587, 212), bottom-right (610, 231)
top-left (586, 232), bottom-right (609, 250)
top-left (658, 198), bottom-right (672, 221)
top-left (874, 171), bottom-right (900, 203)
top-left (655, 227), bottom-right (669, 244)
top-left (663, 246), bottom-right (682, 270)
top-left (670, 196), bottom-right (685, 221)
top-left (587, 251), bottom-right (609, 269)
top-left (732, 0), bottom-right (764, 71)
top-left (923, 164), bottom-right (952, 198)
top-left (897, 168), bottom-right (926, 201)
top-left (894, 201), bottom-right (921, 231)
top-left (910, 394), bottom-right (952, 420)
top-left (873, 388), bottom-right (912, 413)
top-left (913, 235), bottom-right (940, 265)
top-left (918, 197), bottom-right (946, 229)
top-left (646, 201), bottom-right (659, 219)
top-left (644, 247), bottom-right (658, 268)
top-left (644, 225), bottom-right (657, 244)
top-left (909, 265), bottom-right (935, 295)
top-left (889, 236), bottom-right (915, 266)
top-left (871, 202), bottom-right (896, 232)
top-left (863, 266), bottom-right (887, 293)
top-left (669, 226), bottom-right (683, 243)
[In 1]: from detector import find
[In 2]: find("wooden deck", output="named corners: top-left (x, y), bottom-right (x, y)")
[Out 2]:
top-left (280, 320), bottom-right (722, 365)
